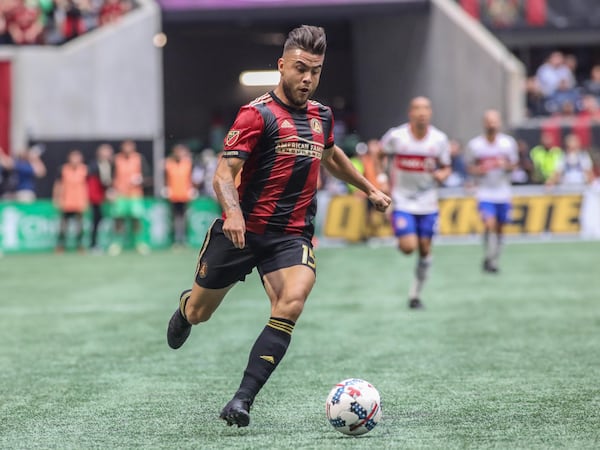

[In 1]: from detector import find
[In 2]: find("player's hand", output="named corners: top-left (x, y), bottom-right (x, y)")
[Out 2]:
top-left (223, 207), bottom-right (246, 249)
top-left (368, 190), bottom-right (391, 212)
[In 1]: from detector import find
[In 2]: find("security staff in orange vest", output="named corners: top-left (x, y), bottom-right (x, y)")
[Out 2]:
top-left (164, 144), bottom-right (194, 246)
top-left (54, 149), bottom-right (88, 252)
top-left (109, 140), bottom-right (151, 255)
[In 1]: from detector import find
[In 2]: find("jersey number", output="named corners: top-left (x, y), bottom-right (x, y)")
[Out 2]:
top-left (301, 244), bottom-right (316, 269)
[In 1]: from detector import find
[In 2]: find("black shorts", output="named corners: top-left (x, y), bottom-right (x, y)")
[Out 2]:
top-left (171, 202), bottom-right (188, 216)
top-left (194, 219), bottom-right (316, 289)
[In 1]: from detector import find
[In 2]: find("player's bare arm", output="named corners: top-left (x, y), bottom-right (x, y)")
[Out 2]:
top-left (432, 165), bottom-right (452, 184)
top-left (213, 156), bottom-right (246, 249)
top-left (322, 144), bottom-right (391, 212)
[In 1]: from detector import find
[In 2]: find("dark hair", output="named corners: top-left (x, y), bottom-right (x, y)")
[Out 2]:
top-left (283, 25), bottom-right (327, 56)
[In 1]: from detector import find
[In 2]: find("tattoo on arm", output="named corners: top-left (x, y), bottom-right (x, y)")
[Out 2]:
top-left (218, 179), bottom-right (241, 213)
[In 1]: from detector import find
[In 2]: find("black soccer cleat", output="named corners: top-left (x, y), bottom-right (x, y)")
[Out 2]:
top-left (482, 259), bottom-right (499, 274)
top-left (167, 289), bottom-right (192, 349)
top-left (409, 298), bottom-right (424, 309)
top-left (219, 397), bottom-right (251, 428)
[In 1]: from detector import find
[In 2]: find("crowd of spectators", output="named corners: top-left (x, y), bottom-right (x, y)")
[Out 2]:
top-left (0, 0), bottom-right (133, 45)
top-left (527, 51), bottom-right (600, 119)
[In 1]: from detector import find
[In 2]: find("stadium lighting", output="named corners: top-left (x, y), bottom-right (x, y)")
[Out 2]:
top-left (239, 70), bottom-right (280, 87)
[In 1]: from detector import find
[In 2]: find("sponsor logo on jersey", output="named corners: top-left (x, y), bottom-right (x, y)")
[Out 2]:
top-left (226, 130), bottom-right (240, 147)
top-left (395, 154), bottom-right (436, 172)
top-left (310, 118), bottom-right (323, 134)
top-left (281, 119), bottom-right (294, 129)
top-left (275, 135), bottom-right (324, 159)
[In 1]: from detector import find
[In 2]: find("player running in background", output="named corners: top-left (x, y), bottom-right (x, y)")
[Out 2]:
top-left (466, 110), bottom-right (518, 274)
top-left (380, 97), bottom-right (451, 309)
top-left (166, 25), bottom-right (390, 428)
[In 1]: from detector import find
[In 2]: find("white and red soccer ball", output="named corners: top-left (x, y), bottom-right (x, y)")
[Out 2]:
top-left (325, 378), bottom-right (382, 436)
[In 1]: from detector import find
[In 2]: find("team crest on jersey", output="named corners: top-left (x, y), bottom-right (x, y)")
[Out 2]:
top-left (310, 118), bottom-right (322, 134)
top-left (198, 261), bottom-right (208, 279)
top-left (226, 130), bottom-right (240, 146)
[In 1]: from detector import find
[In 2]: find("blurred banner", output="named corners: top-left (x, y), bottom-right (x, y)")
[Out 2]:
top-left (0, 198), bottom-right (219, 253)
top-left (459, 0), bottom-right (600, 29)
top-left (320, 185), bottom-right (600, 241)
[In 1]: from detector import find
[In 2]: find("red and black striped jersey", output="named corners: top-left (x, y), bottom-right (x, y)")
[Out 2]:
top-left (223, 91), bottom-right (335, 238)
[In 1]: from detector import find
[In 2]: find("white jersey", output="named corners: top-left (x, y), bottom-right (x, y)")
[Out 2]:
top-left (381, 124), bottom-right (451, 214)
top-left (466, 133), bottom-right (518, 203)
top-left (557, 151), bottom-right (592, 185)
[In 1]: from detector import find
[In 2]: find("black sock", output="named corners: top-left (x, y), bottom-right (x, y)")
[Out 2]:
top-left (235, 317), bottom-right (295, 404)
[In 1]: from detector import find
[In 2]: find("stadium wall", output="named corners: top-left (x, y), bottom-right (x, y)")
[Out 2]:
top-left (353, 0), bottom-right (525, 141)
top-left (8, 0), bottom-right (164, 194)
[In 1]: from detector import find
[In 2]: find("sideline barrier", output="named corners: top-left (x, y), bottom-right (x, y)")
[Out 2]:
top-left (0, 197), bottom-right (222, 253)
top-left (321, 185), bottom-right (600, 241)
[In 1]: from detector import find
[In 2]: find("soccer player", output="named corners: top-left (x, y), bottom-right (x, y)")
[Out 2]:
top-left (466, 110), bottom-right (518, 273)
top-left (166, 25), bottom-right (390, 428)
top-left (164, 144), bottom-right (194, 246)
top-left (380, 97), bottom-right (451, 309)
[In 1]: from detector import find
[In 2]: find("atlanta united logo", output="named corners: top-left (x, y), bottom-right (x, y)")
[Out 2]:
top-left (310, 118), bottom-right (322, 134)
top-left (198, 261), bottom-right (208, 278)
top-left (226, 130), bottom-right (240, 146)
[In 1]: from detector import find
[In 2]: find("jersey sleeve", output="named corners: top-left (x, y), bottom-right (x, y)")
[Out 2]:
top-left (438, 134), bottom-right (451, 166)
top-left (464, 139), bottom-right (477, 166)
top-left (223, 105), bottom-right (264, 160)
top-left (581, 152), bottom-right (593, 171)
top-left (507, 136), bottom-right (519, 164)
top-left (380, 129), bottom-right (395, 155)
top-left (325, 107), bottom-right (335, 149)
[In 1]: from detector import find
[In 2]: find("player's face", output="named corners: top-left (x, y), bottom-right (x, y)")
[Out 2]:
top-left (483, 111), bottom-right (501, 134)
top-left (69, 151), bottom-right (83, 165)
top-left (278, 49), bottom-right (324, 108)
top-left (408, 98), bottom-right (432, 128)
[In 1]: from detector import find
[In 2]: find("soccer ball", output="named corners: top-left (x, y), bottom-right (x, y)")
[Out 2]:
top-left (325, 378), bottom-right (382, 436)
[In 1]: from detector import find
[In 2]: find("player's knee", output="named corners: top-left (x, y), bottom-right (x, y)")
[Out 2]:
top-left (398, 243), bottom-right (415, 255)
top-left (274, 296), bottom-right (306, 322)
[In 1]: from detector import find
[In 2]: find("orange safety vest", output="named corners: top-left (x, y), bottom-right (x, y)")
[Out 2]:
top-left (61, 163), bottom-right (88, 212)
top-left (165, 157), bottom-right (193, 203)
top-left (114, 152), bottom-right (143, 197)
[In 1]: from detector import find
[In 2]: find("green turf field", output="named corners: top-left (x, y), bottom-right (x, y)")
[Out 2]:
top-left (1, 241), bottom-right (599, 449)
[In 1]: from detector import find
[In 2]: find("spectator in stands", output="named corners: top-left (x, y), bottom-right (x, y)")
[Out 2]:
top-left (547, 134), bottom-right (594, 186)
top-left (511, 139), bottom-right (534, 185)
top-left (99, 0), bottom-right (131, 26)
top-left (164, 144), bottom-right (194, 247)
top-left (536, 51), bottom-right (575, 99)
top-left (108, 139), bottom-right (150, 255)
top-left (54, 149), bottom-right (88, 253)
top-left (0, 4), bottom-right (11, 44)
top-left (578, 94), bottom-right (600, 121)
top-left (525, 76), bottom-right (545, 117)
top-left (56, 0), bottom-right (87, 42)
top-left (12, 145), bottom-right (47, 202)
top-left (87, 143), bottom-right (114, 251)
top-left (530, 131), bottom-right (563, 184)
top-left (545, 78), bottom-right (581, 116)
top-left (0, 150), bottom-right (12, 196)
top-left (583, 64), bottom-right (600, 101)
top-left (7, 0), bottom-right (44, 45)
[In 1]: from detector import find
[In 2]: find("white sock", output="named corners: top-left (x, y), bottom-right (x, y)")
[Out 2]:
top-left (409, 256), bottom-right (432, 299)
top-left (485, 231), bottom-right (498, 261)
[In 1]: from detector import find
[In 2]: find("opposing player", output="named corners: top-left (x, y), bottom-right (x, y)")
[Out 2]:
top-left (166, 25), bottom-right (390, 428)
top-left (466, 110), bottom-right (518, 273)
top-left (380, 97), bottom-right (451, 309)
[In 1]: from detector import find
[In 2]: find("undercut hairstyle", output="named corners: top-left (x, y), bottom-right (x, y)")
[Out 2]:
top-left (283, 25), bottom-right (327, 56)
